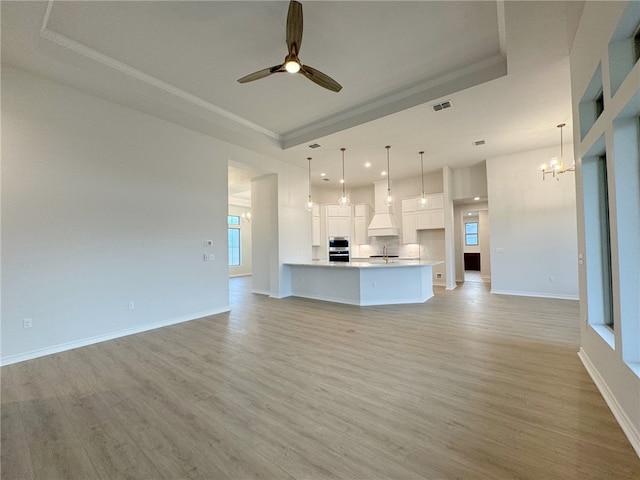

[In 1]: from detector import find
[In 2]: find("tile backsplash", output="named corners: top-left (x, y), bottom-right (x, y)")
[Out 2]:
top-left (351, 236), bottom-right (421, 259)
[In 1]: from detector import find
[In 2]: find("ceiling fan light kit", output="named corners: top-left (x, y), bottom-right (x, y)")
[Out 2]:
top-left (237, 1), bottom-right (342, 92)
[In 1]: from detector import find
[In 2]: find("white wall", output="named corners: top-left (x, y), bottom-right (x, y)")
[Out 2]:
top-left (251, 175), bottom-right (278, 295)
top-left (452, 161), bottom-right (488, 201)
top-left (570, 0), bottom-right (640, 457)
top-left (486, 145), bottom-right (578, 299)
top-left (228, 204), bottom-right (252, 277)
top-left (1, 66), bottom-right (235, 364)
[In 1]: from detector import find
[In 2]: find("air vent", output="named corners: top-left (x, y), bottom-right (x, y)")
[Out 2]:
top-left (432, 100), bottom-right (452, 112)
top-left (308, 143), bottom-right (321, 149)
top-left (473, 140), bottom-right (486, 146)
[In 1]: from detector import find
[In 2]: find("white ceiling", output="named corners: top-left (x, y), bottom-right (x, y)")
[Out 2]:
top-left (1, 1), bottom-right (584, 194)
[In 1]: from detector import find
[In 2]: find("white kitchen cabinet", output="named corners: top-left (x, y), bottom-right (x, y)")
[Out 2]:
top-left (426, 193), bottom-right (444, 210)
top-left (402, 198), bottom-right (416, 213)
top-left (353, 203), bottom-right (372, 245)
top-left (402, 211), bottom-right (418, 244)
top-left (326, 204), bottom-right (352, 238)
top-left (403, 193), bottom-right (444, 240)
top-left (417, 209), bottom-right (445, 229)
top-left (417, 193), bottom-right (444, 230)
top-left (428, 209), bottom-right (445, 229)
top-left (311, 204), bottom-right (322, 246)
top-left (327, 216), bottom-right (350, 237)
top-left (326, 205), bottom-right (350, 217)
top-left (312, 216), bottom-right (321, 246)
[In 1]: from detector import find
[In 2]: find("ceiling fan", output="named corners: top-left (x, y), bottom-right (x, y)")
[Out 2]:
top-left (237, 0), bottom-right (342, 93)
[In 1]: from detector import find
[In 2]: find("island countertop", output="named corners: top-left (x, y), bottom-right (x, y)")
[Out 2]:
top-left (285, 260), bottom-right (443, 268)
top-left (283, 261), bottom-right (441, 306)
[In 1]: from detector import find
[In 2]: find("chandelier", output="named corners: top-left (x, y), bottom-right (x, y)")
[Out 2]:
top-left (540, 123), bottom-right (574, 180)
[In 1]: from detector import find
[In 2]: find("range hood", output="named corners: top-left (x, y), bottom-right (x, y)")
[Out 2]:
top-left (368, 180), bottom-right (400, 237)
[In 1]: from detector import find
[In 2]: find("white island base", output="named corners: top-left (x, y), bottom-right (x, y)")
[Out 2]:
top-left (284, 261), bottom-right (441, 306)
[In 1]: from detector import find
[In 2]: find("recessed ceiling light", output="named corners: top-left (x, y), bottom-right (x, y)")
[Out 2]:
top-left (474, 196), bottom-right (480, 201)
top-left (320, 172), bottom-right (327, 177)
top-left (381, 171), bottom-right (387, 176)
top-left (364, 162), bottom-right (371, 168)
top-left (468, 212), bottom-right (473, 216)
top-left (339, 179), bottom-right (344, 184)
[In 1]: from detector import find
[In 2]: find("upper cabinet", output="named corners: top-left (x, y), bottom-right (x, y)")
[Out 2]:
top-left (402, 193), bottom-right (444, 243)
top-left (353, 204), bottom-right (372, 245)
top-left (416, 193), bottom-right (445, 230)
top-left (326, 204), bottom-right (352, 238)
top-left (311, 204), bottom-right (321, 246)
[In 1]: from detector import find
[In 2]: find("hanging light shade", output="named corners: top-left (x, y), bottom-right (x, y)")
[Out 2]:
top-left (540, 123), bottom-right (575, 180)
top-left (418, 151), bottom-right (427, 208)
top-left (305, 157), bottom-right (314, 211)
top-left (338, 148), bottom-right (350, 207)
top-left (385, 145), bottom-right (393, 206)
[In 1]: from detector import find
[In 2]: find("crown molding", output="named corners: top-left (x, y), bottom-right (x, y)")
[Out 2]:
top-left (39, 0), bottom-right (281, 143)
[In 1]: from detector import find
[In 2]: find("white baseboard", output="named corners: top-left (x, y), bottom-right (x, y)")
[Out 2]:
top-left (578, 348), bottom-right (640, 458)
top-left (0, 306), bottom-right (230, 366)
top-left (251, 289), bottom-right (271, 296)
top-left (490, 289), bottom-right (579, 300)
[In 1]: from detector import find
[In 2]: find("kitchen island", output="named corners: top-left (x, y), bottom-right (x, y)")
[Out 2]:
top-left (283, 260), bottom-right (442, 306)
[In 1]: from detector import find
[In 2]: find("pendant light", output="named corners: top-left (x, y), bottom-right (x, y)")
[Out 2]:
top-left (385, 145), bottom-right (393, 206)
top-left (418, 151), bottom-right (427, 208)
top-left (338, 147), bottom-right (350, 207)
top-left (305, 157), bottom-right (314, 211)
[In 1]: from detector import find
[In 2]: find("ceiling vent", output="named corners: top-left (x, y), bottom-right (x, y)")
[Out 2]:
top-left (473, 140), bottom-right (486, 146)
top-left (308, 143), bottom-right (321, 149)
top-left (432, 100), bottom-right (452, 112)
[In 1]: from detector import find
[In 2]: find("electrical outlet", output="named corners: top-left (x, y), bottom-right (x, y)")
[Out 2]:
top-left (548, 276), bottom-right (555, 283)
top-left (23, 318), bottom-right (32, 329)
top-left (128, 301), bottom-right (135, 310)
top-left (204, 240), bottom-right (213, 247)
top-left (436, 273), bottom-right (443, 279)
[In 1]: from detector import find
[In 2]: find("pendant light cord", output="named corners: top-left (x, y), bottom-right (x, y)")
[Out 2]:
top-left (341, 148), bottom-right (346, 197)
top-left (307, 157), bottom-right (312, 203)
top-left (385, 145), bottom-right (391, 197)
top-left (419, 151), bottom-right (425, 197)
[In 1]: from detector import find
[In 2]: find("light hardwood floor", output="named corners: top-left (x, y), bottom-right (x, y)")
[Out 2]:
top-left (2, 278), bottom-right (639, 479)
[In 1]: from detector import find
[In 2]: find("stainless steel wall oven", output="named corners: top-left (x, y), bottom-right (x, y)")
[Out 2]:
top-left (328, 236), bottom-right (350, 262)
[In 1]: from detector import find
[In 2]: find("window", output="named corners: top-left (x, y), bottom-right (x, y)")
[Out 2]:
top-left (465, 222), bottom-right (478, 246)
top-left (228, 215), bottom-right (241, 266)
top-left (634, 25), bottom-right (640, 63)
top-left (595, 90), bottom-right (605, 118)
top-left (583, 153), bottom-right (614, 333)
top-left (597, 155), bottom-right (614, 330)
top-left (228, 228), bottom-right (241, 266)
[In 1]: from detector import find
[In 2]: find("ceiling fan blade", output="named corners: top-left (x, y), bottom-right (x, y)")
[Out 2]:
top-left (300, 65), bottom-right (342, 92)
top-left (237, 65), bottom-right (283, 84)
top-left (286, 0), bottom-right (303, 55)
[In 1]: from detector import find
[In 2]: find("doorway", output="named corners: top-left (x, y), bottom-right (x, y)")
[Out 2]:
top-left (456, 204), bottom-right (490, 285)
